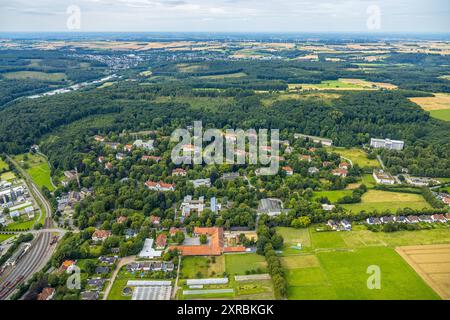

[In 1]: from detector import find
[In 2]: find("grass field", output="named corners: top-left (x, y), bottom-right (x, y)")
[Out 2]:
top-left (225, 253), bottom-right (267, 275)
top-left (14, 153), bottom-right (54, 191)
top-left (0, 234), bottom-right (15, 243)
top-left (313, 190), bottom-right (353, 203)
top-left (342, 190), bottom-right (431, 213)
top-left (2, 71), bottom-right (67, 81)
top-left (429, 109), bottom-right (450, 121)
top-left (0, 172), bottom-right (16, 181)
top-left (330, 147), bottom-right (380, 168)
top-left (280, 226), bottom-right (447, 299)
top-left (286, 247), bottom-right (439, 300)
top-left (180, 256), bottom-right (225, 278)
top-left (197, 72), bottom-right (247, 79)
top-left (0, 159), bottom-right (9, 171)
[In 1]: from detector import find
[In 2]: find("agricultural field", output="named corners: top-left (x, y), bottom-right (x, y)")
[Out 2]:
top-left (225, 253), bottom-right (267, 275)
top-left (409, 93), bottom-right (450, 121)
top-left (197, 72), bottom-right (247, 79)
top-left (289, 78), bottom-right (396, 91)
top-left (280, 226), bottom-right (450, 299)
top-left (396, 244), bottom-right (450, 300)
top-left (2, 71), bottom-right (67, 81)
top-left (180, 256), bottom-right (225, 278)
top-left (286, 247), bottom-right (439, 300)
top-left (13, 153), bottom-right (54, 191)
top-left (341, 190), bottom-right (431, 213)
top-left (330, 147), bottom-right (380, 168)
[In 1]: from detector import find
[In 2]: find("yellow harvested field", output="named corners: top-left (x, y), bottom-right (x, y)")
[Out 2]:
top-left (396, 244), bottom-right (450, 300)
top-left (409, 93), bottom-right (450, 111)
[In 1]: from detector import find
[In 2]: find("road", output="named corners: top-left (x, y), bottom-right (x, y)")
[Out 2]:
top-left (103, 256), bottom-right (136, 300)
top-left (0, 155), bottom-right (60, 299)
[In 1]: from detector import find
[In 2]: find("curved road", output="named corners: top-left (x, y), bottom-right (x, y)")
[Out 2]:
top-left (0, 155), bottom-right (59, 300)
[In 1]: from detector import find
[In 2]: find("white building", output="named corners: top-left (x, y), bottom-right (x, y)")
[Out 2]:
top-left (180, 196), bottom-right (205, 216)
top-left (370, 138), bottom-right (404, 151)
top-left (138, 239), bottom-right (162, 259)
top-left (373, 170), bottom-right (396, 185)
top-left (190, 178), bottom-right (211, 188)
top-left (133, 139), bottom-right (154, 151)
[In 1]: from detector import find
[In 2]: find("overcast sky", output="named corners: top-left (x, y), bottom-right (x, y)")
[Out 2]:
top-left (0, 0), bottom-right (449, 33)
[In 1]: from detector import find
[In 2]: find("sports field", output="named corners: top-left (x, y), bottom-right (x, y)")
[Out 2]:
top-left (342, 190), bottom-right (431, 213)
top-left (280, 226), bottom-right (449, 300)
top-left (396, 244), bottom-right (450, 300)
top-left (285, 247), bottom-right (439, 300)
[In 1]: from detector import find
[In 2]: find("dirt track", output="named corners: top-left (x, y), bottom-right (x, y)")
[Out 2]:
top-left (396, 244), bottom-right (450, 300)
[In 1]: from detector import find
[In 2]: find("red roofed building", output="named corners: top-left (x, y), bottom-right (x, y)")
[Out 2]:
top-left (155, 233), bottom-right (167, 249)
top-left (169, 227), bottom-right (185, 236)
top-left (92, 230), bottom-right (112, 242)
top-left (60, 260), bottom-right (76, 272)
top-left (150, 215), bottom-right (161, 225)
top-left (300, 155), bottom-right (312, 162)
top-left (332, 168), bottom-right (348, 177)
top-left (282, 166), bottom-right (293, 175)
top-left (37, 287), bottom-right (55, 300)
top-left (117, 216), bottom-right (127, 224)
top-left (145, 180), bottom-right (175, 192)
top-left (169, 227), bottom-right (245, 256)
top-left (105, 162), bottom-right (113, 170)
top-left (124, 144), bottom-right (133, 152)
top-left (339, 162), bottom-right (350, 170)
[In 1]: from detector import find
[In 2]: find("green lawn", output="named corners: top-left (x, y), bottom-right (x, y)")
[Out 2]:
top-left (331, 147), bottom-right (380, 168)
top-left (225, 253), bottom-right (267, 275)
top-left (429, 109), bottom-right (450, 121)
top-left (4, 217), bottom-right (36, 231)
top-left (107, 277), bottom-right (131, 300)
top-left (313, 190), bottom-right (353, 203)
top-left (0, 159), bottom-right (9, 171)
top-left (14, 153), bottom-right (54, 191)
top-left (180, 256), bottom-right (225, 278)
top-left (0, 234), bottom-right (15, 243)
top-left (342, 190), bottom-right (431, 213)
top-left (286, 247), bottom-right (440, 300)
top-left (276, 227), bottom-right (311, 247)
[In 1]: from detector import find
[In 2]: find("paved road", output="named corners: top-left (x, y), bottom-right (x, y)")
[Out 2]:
top-left (103, 256), bottom-right (136, 300)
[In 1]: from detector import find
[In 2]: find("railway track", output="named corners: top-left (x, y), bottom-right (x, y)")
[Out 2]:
top-left (0, 232), bottom-right (52, 300)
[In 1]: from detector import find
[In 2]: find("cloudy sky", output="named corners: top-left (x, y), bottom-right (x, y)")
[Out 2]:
top-left (0, 0), bottom-right (449, 33)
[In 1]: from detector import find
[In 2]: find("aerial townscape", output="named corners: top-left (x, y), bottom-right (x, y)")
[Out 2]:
top-left (0, 0), bottom-right (450, 305)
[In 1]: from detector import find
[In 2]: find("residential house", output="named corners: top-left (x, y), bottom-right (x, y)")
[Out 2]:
top-left (172, 168), bottom-right (187, 176)
top-left (190, 178), bottom-right (211, 188)
top-left (145, 181), bottom-right (175, 192)
top-left (95, 266), bottom-right (110, 274)
top-left (308, 167), bottom-right (319, 174)
top-left (332, 168), bottom-right (348, 177)
top-left (142, 155), bottom-right (161, 162)
top-left (37, 287), bottom-right (55, 300)
top-left (406, 216), bottom-right (420, 223)
top-left (322, 204), bottom-right (335, 211)
top-left (92, 230), bottom-right (112, 242)
top-left (431, 214), bottom-right (447, 223)
top-left (98, 256), bottom-right (117, 265)
top-left (94, 135), bottom-right (105, 142)
top-left (155, 234), bottom-right (167, 250)
top-left (116, 152), bottom-right (126, 160)
top-left (133, 139), bottom-right (154, 151)
top-left (117, 216), bottom-right (127, 224)
top-left (418, 215), bottom-right (432, 223)
top-left (123, 144), bottom-right (133, 152)
top-left (339, 162), bottom-right (350, 170)
top-left (105, 162), bottom-right (113, 170)
top-left (299, 155), bottom-right (312, 162)
top-left (150, 215), bottom-right (161, 225)
top-left (81, 291), bottom-right (99, 300)
top-left (257, 198), bottom-right (283, 216)
top-left (282, 166), bottom-right (293, 175)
